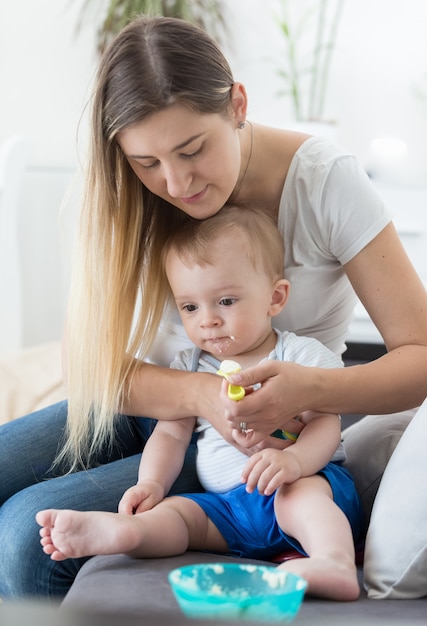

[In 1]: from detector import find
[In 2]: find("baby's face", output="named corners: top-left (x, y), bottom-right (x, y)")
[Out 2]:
top-left (165, 234), bottom-right (279, 358)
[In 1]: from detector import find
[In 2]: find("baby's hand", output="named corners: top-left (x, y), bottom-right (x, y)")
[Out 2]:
top-left (118, 480), bottom-right (164, 514)
top-left (241, 449), bottom-right (302, 496)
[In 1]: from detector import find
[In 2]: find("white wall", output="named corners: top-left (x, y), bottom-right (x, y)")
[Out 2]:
top-left (0, 0), bottom-right (96, 167)
top-left (2, 0), bottom-right (426, 174)
top-left (229, 0), bottom-right (427, 184)
top-left (0, 0), bottom-right (96, 351)
top-left (1, 0), bottom-right (426, 350)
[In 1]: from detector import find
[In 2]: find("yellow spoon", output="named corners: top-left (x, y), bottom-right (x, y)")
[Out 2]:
top-left (217, 360), bottom-right (245, 401)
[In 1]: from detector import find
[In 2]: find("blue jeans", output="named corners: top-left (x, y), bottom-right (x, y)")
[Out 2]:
top-left (0, 401), bottom-right (201, 600)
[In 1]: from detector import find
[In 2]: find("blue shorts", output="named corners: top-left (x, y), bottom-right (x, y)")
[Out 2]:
top-left (181, 462), bottom-right (364, 560)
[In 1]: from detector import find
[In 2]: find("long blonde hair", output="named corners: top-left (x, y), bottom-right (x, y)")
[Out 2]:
top-left (61, 16), bottom-right (235, 469)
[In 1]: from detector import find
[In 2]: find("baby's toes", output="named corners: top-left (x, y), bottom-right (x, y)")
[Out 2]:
top-left (40, 535), bottom-right (52, 547)
top-left (50, 549), bottom-right (68, 562)
top-left (42, 542), bottom-right (56, 556)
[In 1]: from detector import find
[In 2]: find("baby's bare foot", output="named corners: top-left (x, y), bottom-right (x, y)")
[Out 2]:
top-left (36, 509), bottom-right (142, 561)
top-left (278, 556), bottom-right (360, 601)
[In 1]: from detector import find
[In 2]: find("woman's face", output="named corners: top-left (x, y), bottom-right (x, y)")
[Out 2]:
top-left (118, 104), bottom-right (241, 219)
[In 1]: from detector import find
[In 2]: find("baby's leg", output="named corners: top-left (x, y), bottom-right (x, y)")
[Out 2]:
top-left (36, 496), bottom-right (227, 561)
top-left (274, 476), bottom-right (359, 601)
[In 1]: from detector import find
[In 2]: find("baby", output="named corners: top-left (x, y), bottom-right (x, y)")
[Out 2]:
top-left (37, 206), bottom-right (363, 600)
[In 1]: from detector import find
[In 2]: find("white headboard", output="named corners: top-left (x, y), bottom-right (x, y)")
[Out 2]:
top-left (0, 136), bottom-right (77, 357)
top-left (0, 135), bottom-right (31, 354)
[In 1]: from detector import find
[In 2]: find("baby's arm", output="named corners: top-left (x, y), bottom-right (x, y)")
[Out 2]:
top-left (288, 409), bottom-right (342, 474)
top-left (241, 410), bottom-right (341, 496)
top-left (119, 416), bottom-right (196, 514)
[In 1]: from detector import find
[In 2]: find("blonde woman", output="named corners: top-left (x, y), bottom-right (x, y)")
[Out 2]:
top-left (1, 16), bottom-right (426, 599)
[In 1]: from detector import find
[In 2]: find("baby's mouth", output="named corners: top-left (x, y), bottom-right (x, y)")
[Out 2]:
top-left (206, 335), bottom-right (236, 354)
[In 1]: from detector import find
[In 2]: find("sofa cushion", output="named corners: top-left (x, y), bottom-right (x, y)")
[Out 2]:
top-left (363, 399), bottom-right (427, 599)
top-left (342, 410), bottom-right (414, 527)
top-left (0, 342), bottom-right (65, 424)
top-left (63, 553), bottom-right (427, 621)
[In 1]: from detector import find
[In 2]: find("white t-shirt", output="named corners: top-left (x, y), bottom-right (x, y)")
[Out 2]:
top-left (171, 329), bottom-right (345, 493)
top-left (147, 137), bottom-right (391, 365)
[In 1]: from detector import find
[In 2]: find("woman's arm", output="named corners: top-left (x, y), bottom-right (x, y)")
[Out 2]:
top-left (224, 223), bottom-right (427, 435)
top-left (122, 364), bottom-right (304, 446)
top-left (317, 222), bottom-right (427, 413)
top-left (123, 365), bottom-right (220, 420)
top-left (122, 363), bottom-right (293, 446)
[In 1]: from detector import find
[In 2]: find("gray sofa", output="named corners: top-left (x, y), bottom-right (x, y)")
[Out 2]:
top-left (61, 391), bottom-right (427, 623)
top-left (62, 551), bottom-right (427, 624)
top-left (2, 554), bottom-right (426, 626)
top-left (25, 343), bottom-right (427, 624)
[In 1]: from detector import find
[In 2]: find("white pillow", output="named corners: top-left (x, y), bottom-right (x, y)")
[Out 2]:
top-left (363, 400), bottom-right (427, 599)
top-left (342, 411), bottom-right (413, 525)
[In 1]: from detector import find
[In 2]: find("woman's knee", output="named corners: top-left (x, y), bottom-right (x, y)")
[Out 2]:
top-left (0, 487), bottom-right (83, 599)
top-left (0, 455), bottom-right (142, 599)
top-left (0, 401), bottom-right (69, 504)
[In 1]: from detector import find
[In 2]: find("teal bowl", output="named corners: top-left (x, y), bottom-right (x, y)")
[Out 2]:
top-left (168, 562), bottom-right (307, 622)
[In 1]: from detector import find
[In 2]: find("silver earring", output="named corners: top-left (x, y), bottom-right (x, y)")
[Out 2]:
top-left (238, 121), bottom-right (246, 129)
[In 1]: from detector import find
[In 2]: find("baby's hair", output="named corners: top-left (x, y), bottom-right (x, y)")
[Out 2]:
top-left (163, 206), bottom-right (285, 285)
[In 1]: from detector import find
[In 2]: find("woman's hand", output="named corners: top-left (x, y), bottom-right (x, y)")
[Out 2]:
top-left (190, 373), bottom-right (298, 454)
top-left (221, 361), bottom-right (311, 444)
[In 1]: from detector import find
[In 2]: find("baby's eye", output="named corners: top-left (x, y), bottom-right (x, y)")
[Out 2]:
top-left (182, 304), bottom-right (197, 313)
top-left (219, 298), bottom-right (236, 307)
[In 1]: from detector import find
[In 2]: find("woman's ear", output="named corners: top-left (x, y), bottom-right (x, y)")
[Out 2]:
top-left (230, 82), bottom-right (248, 123)
top-left (269, 279), bottom-right (291, 317)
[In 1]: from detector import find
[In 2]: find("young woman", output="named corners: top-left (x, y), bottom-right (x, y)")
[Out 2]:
top-left (1, 15), bottom-right (426, 600)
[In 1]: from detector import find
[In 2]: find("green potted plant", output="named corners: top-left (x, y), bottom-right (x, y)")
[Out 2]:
top-left (275, 0), bottom-right (345, 123)
top-left (75, 0), bottom-right (228, 54)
